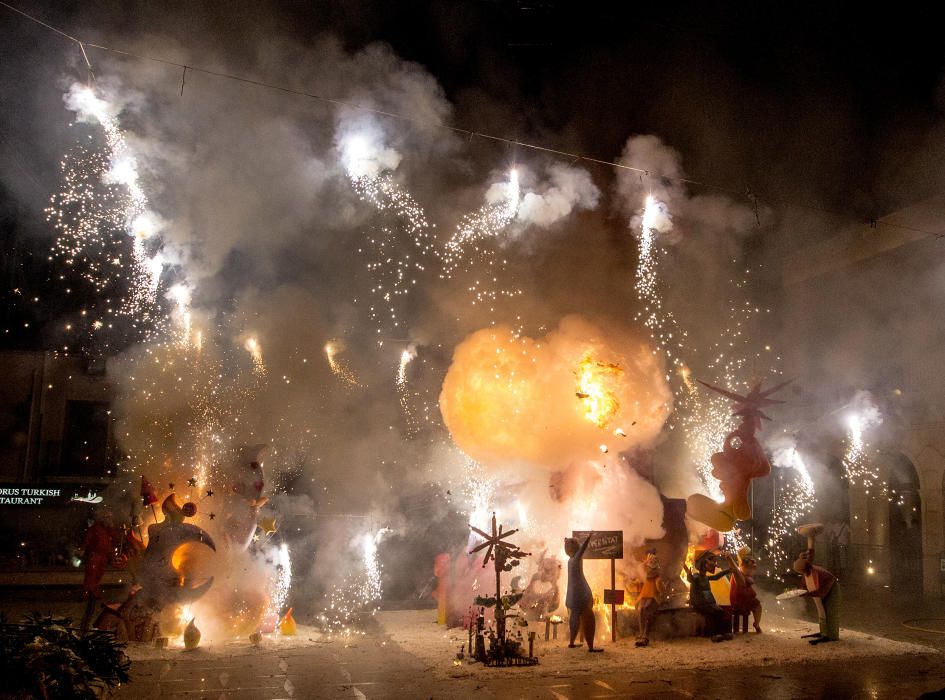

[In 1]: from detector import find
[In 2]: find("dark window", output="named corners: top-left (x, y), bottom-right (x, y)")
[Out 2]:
top-left (57, 400), bottom-right (112, 477)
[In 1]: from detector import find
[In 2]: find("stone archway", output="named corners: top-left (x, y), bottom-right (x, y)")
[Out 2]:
top-left (888, 454), bottom-right (922, 594)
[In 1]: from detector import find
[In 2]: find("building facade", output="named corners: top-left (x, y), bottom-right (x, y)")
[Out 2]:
top-left (0, 350), bottom-right (118, 568)
top-left (780, 195), bottom-right (945, 597)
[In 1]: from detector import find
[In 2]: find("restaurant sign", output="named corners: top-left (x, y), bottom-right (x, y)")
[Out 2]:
top-left (0, 484), bottom-right (104, 506)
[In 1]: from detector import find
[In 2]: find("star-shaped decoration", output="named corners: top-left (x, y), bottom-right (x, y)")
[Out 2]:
top-left (187, 477), bottom-right (198, 488)
top-left (469, 512), bottom-right (527, 569)
top-left (205, 489), bottom-right (214, 498)
top-left (209, 512), bottom-right (216, 520)
top-left (698, 378), bottom-right (791, 433)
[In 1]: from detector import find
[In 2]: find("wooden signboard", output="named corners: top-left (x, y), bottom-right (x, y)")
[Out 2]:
top-left (602, 589), bottom-right (625, 605)
top-left (571, 530), bottom-right (623, 560)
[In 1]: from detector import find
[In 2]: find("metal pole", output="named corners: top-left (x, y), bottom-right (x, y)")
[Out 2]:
top-left (750, 481), bottom-right (755, 552)
top-left (610, 557), bottom-right (616, 643)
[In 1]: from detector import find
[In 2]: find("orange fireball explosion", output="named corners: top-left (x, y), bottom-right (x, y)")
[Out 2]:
top-left (439, 315), bottom-right (672, 468)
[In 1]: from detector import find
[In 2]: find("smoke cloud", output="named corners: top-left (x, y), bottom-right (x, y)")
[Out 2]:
top-left (514, 163), bottom-right (600, 229)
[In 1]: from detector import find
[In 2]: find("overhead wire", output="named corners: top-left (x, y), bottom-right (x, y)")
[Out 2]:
top-left (1, 0), bottom-right (944, 241)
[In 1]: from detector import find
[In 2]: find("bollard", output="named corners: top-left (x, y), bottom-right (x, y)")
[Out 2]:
top-left (434, 553), bottom-right (451, 625)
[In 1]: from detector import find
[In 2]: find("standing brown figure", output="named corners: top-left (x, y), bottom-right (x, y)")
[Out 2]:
top-left (565, 532), bottom-right (602, 652)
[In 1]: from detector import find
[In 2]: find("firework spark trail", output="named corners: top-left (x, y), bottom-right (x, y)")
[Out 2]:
top-left (244, 336), bottom-right (267, 376)
top-left (48, 85), bottom-right (168, 340)
top-left (361, 529), bottom-right (386, 603)
top-left (396, 347), bottom-right (420, 432)
top-left (324, 341), bottom-right (361, 386)
top-left (440, 170), bottom-right (521, 322)
top-left (396, 347), bottom-right (414, 389)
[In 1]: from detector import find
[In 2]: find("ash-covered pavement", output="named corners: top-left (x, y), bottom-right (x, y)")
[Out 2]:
top-left (6, 588), bottom-right (945, 698)
top-left (110, 606), bottom-right (945, 699)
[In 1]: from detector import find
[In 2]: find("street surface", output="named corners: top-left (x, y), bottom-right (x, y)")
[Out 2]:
top-left (116, 617), bottom-right (945, 699)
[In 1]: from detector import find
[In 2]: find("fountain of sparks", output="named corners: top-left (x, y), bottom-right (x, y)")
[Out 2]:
top-left (264, 542), bottom-right (292, 624)
top-left (48, 85), bottom-right (168, 345)
top-left (320, 527), bottom-right (390, 634)
top-left (448, 461), bottom-right (500, 543)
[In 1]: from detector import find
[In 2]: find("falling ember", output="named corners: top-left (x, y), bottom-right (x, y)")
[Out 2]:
top-left (325, 341), bottom-right (361, 386)
top-left (575, 352), bottom-right (623, 429)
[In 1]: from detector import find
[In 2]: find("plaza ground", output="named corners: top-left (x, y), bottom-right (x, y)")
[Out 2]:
top-left (3, 585), bottom-right (945, 698)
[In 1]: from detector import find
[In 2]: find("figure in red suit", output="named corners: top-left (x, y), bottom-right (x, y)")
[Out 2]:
top-left (80, 512), bottom-right (115, 632)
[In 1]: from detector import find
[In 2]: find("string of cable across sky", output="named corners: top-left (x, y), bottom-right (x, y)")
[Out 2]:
top-left (2, 0), bottom-right (944, 240)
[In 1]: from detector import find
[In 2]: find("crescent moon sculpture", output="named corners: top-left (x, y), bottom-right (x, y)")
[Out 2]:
top-left (138, 522), bottom-right (217, 609)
